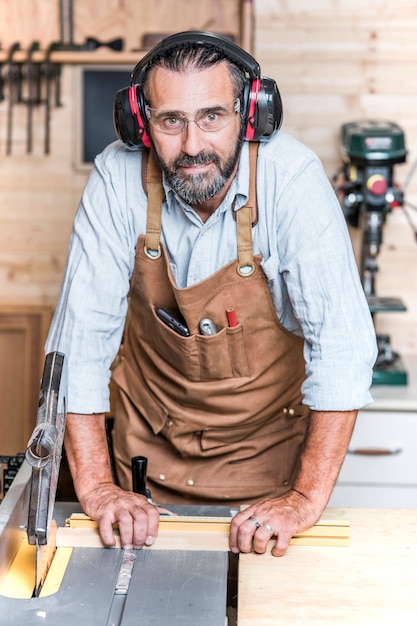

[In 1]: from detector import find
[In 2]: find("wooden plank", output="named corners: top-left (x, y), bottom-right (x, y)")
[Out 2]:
top-left (39, 547), bottom-right (73, 598)
top-left (56, 513), bottom-right (349, 550)
top-left (237, 507), bottom-right (417, 625)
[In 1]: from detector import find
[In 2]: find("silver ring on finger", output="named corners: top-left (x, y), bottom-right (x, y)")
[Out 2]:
top-left (262, 523), bottom-right (274, 537)
top-left (248, 516), bottom-right (261, 529)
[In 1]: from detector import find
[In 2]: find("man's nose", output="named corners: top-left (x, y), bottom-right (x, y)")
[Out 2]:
top-left (181, 119), bottom-right (206, 155)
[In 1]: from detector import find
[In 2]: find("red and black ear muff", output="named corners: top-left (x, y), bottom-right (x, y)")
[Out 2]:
top-left (113, 85), bottom-right (150, 149)
top-left (128, 85), bottom-right (151, 148)
top-left (245, 78), bottom-right (260, 141)
top-left (244, 77), bottom-right (283, 142)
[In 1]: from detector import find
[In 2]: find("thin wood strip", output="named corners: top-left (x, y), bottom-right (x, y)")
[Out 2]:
top-left (39, 547), bottom-right (73, 598)
top-left (57, 514), bottom-right (349, 549)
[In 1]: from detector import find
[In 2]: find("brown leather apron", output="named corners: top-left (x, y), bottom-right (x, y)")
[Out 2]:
top-left (112, 145), bottom-right (310, 505)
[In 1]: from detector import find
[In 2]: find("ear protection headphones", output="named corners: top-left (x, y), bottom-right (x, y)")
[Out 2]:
top-left (113, 30), bottom-right (282, 149)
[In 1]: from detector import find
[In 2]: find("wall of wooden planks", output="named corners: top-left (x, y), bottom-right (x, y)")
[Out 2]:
top-left (0, 0), bottom-right (416, 358)
top-left (255, 0), bottom-right (417, 356)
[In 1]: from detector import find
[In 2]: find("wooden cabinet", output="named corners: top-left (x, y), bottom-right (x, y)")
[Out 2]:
top-left (0, 306), bottom-right (52, 455)
top-left (329, 355), bottom-right (417, 509)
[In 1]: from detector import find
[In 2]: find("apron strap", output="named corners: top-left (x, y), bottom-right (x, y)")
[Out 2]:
top-left (236, 142), bottom-right (259, 276)
top-left (247, 141), bottom-right (259, 227)
top-left (142, 142), bottom-right (259, 271)
top-left (144, 149), bottom-right (164, 258)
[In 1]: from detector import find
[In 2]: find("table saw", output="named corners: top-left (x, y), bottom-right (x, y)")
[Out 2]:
top-left (0, 461), bottom-right (235, 625)
top-left (1, 461), bottom-right (352, 625)
top-left (1, 352), bottom-right (416, 624)
top-left (2, 468), bottom-right (417, 626)
top-left (0, 352), bottom-right (236, 624)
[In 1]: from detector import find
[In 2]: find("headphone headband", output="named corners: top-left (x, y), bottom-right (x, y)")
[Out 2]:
top-left (131, 31), bottom-right (261, 85)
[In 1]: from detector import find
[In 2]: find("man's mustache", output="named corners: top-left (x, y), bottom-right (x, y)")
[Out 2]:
top-left (173, 152), bottom-right (220, 169)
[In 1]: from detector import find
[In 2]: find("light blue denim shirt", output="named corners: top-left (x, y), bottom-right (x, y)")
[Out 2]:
top-left (46, 133), bottom-right (377, 414)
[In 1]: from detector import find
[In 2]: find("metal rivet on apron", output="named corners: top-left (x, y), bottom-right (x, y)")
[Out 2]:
top-left (236, 263), bottom-right (256, 277)
top-left (159, 474), bottom-right (166, 481)
top-left (187, 479), bottom-right (194, 486)
top-left (144, 245), bottom-right (162, 259)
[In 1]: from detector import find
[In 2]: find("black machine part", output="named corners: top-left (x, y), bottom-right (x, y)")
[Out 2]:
top-left (336, 120), bottom-right (408, 293)
top-left (334, 119), bottom-right (417, 384)
top-left (341, 119), bottom-right (407, 166)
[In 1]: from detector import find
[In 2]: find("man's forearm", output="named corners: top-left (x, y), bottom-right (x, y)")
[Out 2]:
top-left (229, 408), bottom-right (357, 556)
top-left (64, 412), bottom-right (161, 549)
top-left (292, 409), bottom-right (357, 511)
top-left (65, 412), bottom-right (114, 503)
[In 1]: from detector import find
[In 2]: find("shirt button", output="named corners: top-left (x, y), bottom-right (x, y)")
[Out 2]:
top-left (288, 408), bottom-right (295, 416)
top-left (159, 474), bottom-right (166, 481)
top-left (166, 419), bottom-right (173, 427)
top-left (187, 479), bottom-right (194, 486)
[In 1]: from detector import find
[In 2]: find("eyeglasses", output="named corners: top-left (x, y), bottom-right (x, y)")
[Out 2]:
top-left (145, 99), bottom-right (240, 135)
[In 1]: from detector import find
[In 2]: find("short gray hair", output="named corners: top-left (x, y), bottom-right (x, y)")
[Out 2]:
top-left (140, 42), bottom-right (246, 103)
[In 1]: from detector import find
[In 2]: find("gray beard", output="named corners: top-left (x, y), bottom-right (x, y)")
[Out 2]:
top-left (162, 143), bottom-right (242, 206)
top-left (168, 168), bottom-right (229, 205)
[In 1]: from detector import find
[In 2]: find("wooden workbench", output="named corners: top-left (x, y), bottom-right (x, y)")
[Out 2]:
top-left (238, 507), bottom-right (417, 625)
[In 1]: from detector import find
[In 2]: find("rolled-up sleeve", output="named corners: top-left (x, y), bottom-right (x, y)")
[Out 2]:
top-left (45, 143), bottom-right (140, 413)
top-left (277, 156), bottom-right (377, 410)
top-left (256, 137), bottom-right (378, 411)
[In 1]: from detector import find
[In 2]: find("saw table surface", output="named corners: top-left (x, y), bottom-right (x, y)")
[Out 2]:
top-left (0, 548), bottom-right (228, 626)
top-left (0, 501), bottom-right (232, 626)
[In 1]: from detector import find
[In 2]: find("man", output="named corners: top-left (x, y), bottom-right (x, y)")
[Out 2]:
top-left (46, 31), bottom-right (377, 557)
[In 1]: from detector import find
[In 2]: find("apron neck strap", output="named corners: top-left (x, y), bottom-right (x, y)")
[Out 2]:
top-left (236, 142), bottom-right (258, 276)
top-left (143, 142), bottom-right (259, 273)
top-left (144, 149), bottom-right (164, 258)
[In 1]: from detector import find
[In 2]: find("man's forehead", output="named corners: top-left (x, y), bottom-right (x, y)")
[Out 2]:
top-left (147, 63), bottom-right (235, 107)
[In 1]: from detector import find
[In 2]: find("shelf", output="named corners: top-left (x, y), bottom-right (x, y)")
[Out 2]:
top-left (0, 49), bottom-right (145, 65)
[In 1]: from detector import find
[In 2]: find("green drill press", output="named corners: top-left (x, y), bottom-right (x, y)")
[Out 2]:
top-left (337, 120), bottom-right (408, 385)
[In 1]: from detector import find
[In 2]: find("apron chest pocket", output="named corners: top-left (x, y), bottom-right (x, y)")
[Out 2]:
top-left (149, 305), bottom-right (250, 381)
top-left (196, 326), bottom-right (250, 379)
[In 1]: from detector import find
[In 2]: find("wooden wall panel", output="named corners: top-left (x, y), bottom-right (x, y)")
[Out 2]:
top-left (0, 0), bottom-right (59, 48)
top-left (0, 0), bottom-right (241, 50)
top-left (255, 0), bottom-right (417, 357)
top-left (0, 63), bottom-right (86, 304)
top-left (0, 0), bottom-right (242, 309)
top-left (0, 306), bottom-right (52, 455)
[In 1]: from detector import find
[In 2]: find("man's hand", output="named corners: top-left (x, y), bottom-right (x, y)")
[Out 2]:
top-left (229, 489), bottom-right (319, 557)
top-left (230, 409), bottom-right (358, 556)
top-left (64, 412), bottom-right (171, 549)
top-left (79, 481), bottom-right (161, 549)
